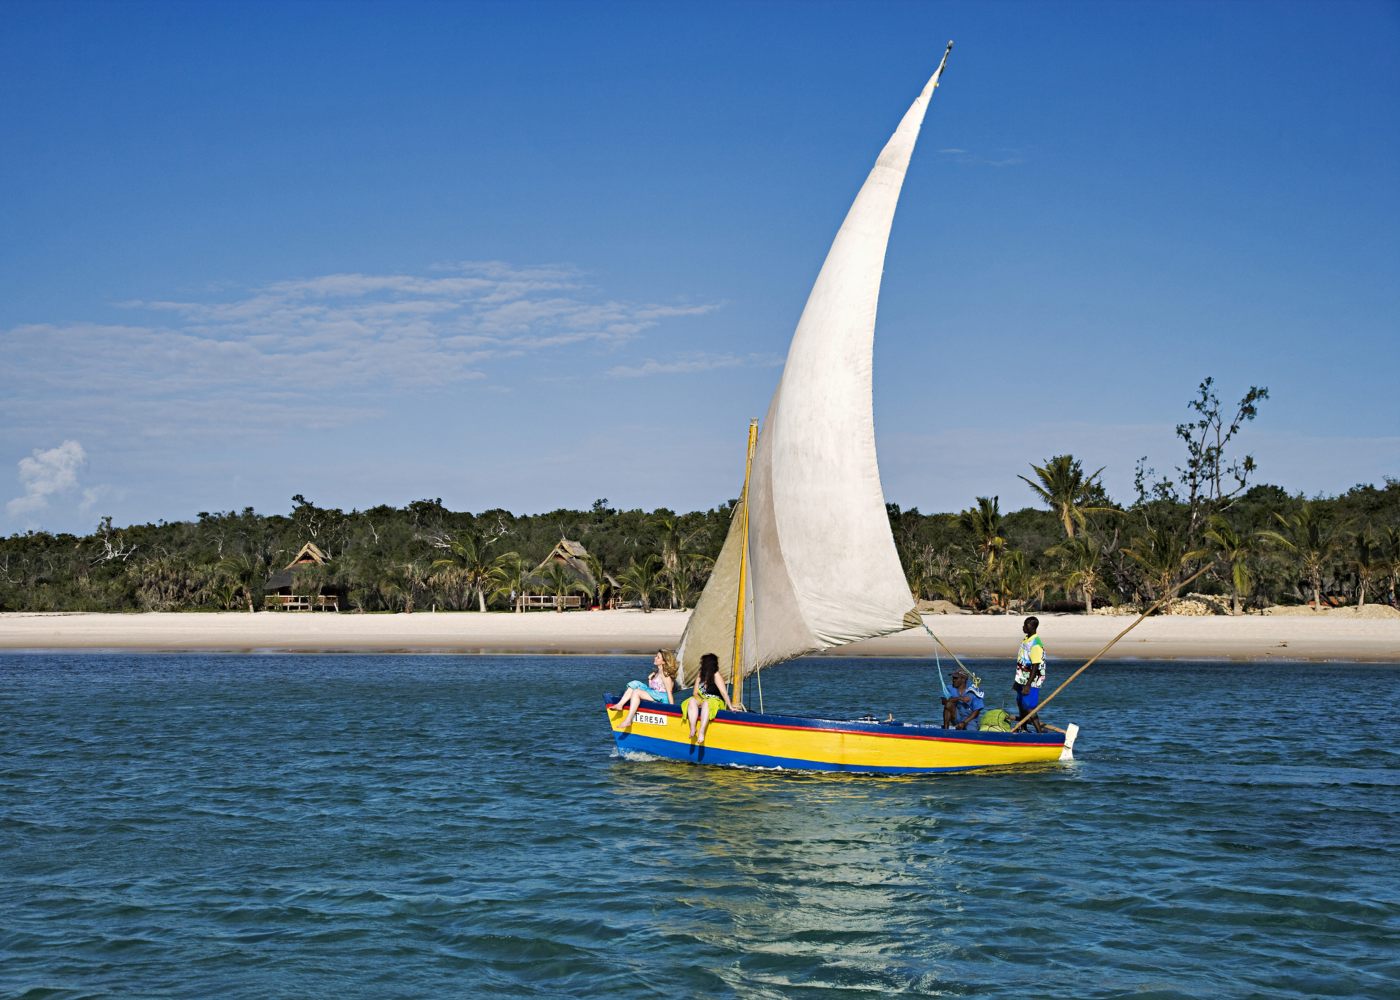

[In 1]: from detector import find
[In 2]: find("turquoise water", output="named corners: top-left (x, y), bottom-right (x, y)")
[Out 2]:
top-left (3, 653), bottom-right (1397, 999)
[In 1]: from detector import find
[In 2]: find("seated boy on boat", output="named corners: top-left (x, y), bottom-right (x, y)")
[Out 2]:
top-left (940, 666), bottom-right (984, 731)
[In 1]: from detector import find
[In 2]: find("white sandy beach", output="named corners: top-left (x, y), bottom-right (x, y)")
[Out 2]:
top-left (2, 608), bottom-right (1398, 662)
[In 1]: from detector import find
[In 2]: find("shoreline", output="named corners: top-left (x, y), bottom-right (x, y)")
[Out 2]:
top-left (2, 609), bottom-right (1398, 662)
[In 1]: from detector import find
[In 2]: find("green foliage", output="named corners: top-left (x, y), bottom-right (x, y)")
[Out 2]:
top-left (2, 463), bottom-right (1397, 616)
top-left (617, 555), bottom-right (663, 613)
top-left (1135, 378), bottom-right (1269, 540)
top-left (1203, 514), bottom-right (1258, 614)
top-left (1123, 524), bottom-right (1210, 604)
top-left (1260, 503), bottom-right (1343, 609)
top-left (1048, 534), bottom-right (1105, 614)
top-left (958, 495), bottom-right (1006, 603)
top-left (539, 561), bottom-right (587, 610)
top-left (430, 531), bottom-right (516, 612)
top-left (1018, 454), bottom-right (1116, 540)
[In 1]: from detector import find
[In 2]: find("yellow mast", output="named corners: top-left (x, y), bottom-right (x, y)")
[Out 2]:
top-left (730, 419), bottom-right (759, 703)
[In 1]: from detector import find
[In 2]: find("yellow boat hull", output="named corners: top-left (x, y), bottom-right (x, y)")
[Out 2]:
top-left (604, 696), bottom-right (1073, 773)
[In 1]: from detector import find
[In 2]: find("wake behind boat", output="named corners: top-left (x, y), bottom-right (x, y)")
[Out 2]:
top-left (605, 42), bottom-right (1081, 773)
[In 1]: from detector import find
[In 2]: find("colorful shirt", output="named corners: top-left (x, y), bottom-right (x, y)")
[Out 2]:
top-left (1014, 633), bottom-right (1047, 688)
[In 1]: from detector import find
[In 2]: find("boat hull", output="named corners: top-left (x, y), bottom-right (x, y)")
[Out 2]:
top-left (604, 696), bottom-right (1072, 774)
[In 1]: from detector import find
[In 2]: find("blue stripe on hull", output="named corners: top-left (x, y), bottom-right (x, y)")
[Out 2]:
top-left (611, 730), bottom-right (987, 775)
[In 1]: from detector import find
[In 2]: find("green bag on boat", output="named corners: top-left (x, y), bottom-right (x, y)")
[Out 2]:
top-left (980, 708), bottom-right (1012, 732)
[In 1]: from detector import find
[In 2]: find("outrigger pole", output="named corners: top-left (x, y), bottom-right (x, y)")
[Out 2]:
top-left (1011, 561), bottom-right (1216, 732)
top-left (731, 419), bottom-right (759, 710)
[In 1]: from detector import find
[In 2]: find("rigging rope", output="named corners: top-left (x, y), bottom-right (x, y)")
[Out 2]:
top-left (920, 619), bottom-right (952, 699)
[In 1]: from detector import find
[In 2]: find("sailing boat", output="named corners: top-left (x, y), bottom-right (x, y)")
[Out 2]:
top-left (604, 43), bottom-right (1079, 773)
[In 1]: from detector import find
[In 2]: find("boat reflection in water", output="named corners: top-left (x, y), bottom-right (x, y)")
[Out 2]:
top-left (602, 755), bottom-right (1072, 992)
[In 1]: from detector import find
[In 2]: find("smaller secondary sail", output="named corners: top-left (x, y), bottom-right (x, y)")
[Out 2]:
top-left (679, 43), bottom-right (952, 683)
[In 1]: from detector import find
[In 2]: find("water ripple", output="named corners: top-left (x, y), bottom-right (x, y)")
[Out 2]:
top-left (2, 653), bottom-right (1397, 998)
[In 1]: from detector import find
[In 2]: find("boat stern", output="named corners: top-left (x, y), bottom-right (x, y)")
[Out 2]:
top-left (1058, 723), bottom-right (1080, 762)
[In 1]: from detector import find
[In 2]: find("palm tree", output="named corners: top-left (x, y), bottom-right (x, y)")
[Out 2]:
top-left (377, 568), bottom-right (408, 612)
top-left (1261, 503), bottom-right (1340, 610)
top-left (400, 561), bottom-right (430, 613)
top-left (129, 555), bottom-right (206, 611)
top-left (655, 515), bottom-right (708, 609)
top-left (539, 561), bottom-right (586, 611)
top-left (1203, 514), bottom-right (1256, 615)
top-left (1048, 534), bottom-right (1103, 615)
top-left (218, 550), bottom-right (267, 613)
top-left (932, 565), bottom-right (982, 610)
top-left (999, 549), bottom-right (1043, 612)
top-left (959, 496), bottom-right (1006, 577)
top-left (1123, 524), bottom-right (1208, 605)
top-left (655, 516), bottom-right (683, 609)
top-left (211, 568), bottom-right (242, 611)
top-left (1347, 531), bottom-right (1381, 609)
top-left (906, 556), bottom-right (934, 605)
top-left (665, 549), bottom-right (711, 610)
top-left (1382, 526), bottom-right (1400, 608)
top-left (579, 551), bottom-right (609, 609)
top-left (618, 555), bottom-right (663, 612)
top-left (495, 552), bottom-right (529, 612)
top-left (1019, 454), bottom-right (1116, 540)
top-left (431, 532), bottom-right (511, 612)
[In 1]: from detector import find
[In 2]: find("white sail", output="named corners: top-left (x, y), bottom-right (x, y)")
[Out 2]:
top-left (680, 45), bottom-right (951, 682)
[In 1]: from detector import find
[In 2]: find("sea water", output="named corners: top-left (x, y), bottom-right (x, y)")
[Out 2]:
top-left (2, 653), bottom-right (1397, 999)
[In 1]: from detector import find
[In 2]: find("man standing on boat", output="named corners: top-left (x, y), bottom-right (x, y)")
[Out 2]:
top-left (941, 666), bottom-right (984, 731)
top-left (1014, 616), bottom-right (1049, 733)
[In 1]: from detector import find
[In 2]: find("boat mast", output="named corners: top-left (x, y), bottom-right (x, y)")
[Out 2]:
top-left (730, 419), bottom-right (759, 703)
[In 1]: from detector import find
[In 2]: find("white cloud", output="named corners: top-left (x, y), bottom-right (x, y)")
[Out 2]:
top-left (7, 440), bottom-right (86, 516)
top-left (0, 261), bottom-right (722, 439)
top-left (937, 147), bottom-right (1024, 167)
top-left (608, 353), bottom-right (782, 378)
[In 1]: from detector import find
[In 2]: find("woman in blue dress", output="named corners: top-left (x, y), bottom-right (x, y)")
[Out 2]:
top-left (614, 649), bottom-right (678, 729)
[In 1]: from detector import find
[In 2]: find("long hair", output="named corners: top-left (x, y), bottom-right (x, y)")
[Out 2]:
top-left (698, 652), bottom-right (721, 689)
top-left (657, 649), bottom-right (679, 679)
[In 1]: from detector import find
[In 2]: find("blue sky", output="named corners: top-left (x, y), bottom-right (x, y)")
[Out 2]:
top-left (3, 0), bottom-right (1397, 534)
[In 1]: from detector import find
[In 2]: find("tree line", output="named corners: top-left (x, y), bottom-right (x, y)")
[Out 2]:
top-left (3, 380), bottom-right (1397, 615)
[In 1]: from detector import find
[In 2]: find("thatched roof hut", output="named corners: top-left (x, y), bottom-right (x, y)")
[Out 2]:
top-left (262, 541), bottom-right (331, 593)
top-left (524, 539), bottom-right (605, 591)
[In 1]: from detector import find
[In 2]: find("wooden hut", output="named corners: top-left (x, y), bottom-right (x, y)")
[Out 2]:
top-left (519, 539), bottom-right (617, 611)
top-left (262, 542), bottom-right (340, 611)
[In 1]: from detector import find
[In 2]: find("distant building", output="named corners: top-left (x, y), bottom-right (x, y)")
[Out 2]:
top-left (518, 539), bottom-right (618, 611)
top-left (262, 542), bottom-right (340, 611)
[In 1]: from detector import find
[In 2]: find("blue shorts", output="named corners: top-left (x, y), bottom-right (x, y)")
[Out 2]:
top-left (1017, 687), bottom-right (1040, 715)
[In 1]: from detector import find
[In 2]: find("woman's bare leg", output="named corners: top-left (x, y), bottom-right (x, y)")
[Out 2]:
top-left (687, 699), bottom-right (700, 740)
top-left (697, 700), bottom-right (716, 739)
top-left (615, 688), bottom-right (641, 726)
top-left (620, 689), bottom-right (657, 729)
